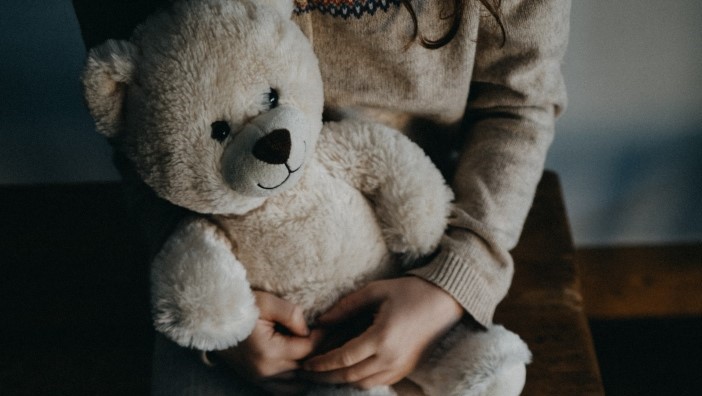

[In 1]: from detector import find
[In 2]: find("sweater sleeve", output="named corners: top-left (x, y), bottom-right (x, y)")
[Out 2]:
top-left (409, 0), bottom-right (570, 326)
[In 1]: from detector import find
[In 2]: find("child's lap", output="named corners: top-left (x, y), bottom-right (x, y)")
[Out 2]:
top-left (151, 333), bottom-right (261, 396)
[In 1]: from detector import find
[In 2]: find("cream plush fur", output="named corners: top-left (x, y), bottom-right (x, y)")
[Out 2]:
top-left (82, 0), bottom-right (530, 394)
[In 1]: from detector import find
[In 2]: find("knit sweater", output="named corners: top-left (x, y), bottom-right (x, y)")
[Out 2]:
top-left (291, 0), bottom-right (570, 326)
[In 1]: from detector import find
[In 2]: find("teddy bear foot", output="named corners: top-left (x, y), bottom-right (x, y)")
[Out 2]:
top-left (305, 384), bottom-right (396, 396)
top-left (482, 361), bottom-right (527, 396)
top-left (409, 323), bottom-right (531, 396)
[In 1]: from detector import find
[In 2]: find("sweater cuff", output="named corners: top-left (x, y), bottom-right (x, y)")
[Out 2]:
top-left (407, 234), bottom-right (512, 327)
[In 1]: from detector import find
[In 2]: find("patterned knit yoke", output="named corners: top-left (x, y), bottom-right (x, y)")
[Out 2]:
top-left (294, 0), bottom-right (402, 18)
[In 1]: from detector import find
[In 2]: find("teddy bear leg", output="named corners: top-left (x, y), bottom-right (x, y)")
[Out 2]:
top-left (481, 361), bottom-right (527, 396)
top-left (408, 323), bottom-right (531, 396)
top-left (305, 384), bottom-right (396, 396)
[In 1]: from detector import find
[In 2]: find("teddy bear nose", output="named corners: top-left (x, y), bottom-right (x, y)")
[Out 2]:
top-left (252, 129), bottom-right (291, 165)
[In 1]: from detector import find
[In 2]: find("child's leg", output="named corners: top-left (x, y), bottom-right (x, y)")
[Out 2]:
top-left (151, 333), bottom-right (260, 396)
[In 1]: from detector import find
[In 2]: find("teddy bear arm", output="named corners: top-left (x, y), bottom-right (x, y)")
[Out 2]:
top-left (317, 121), bottom-right (454, 260)
top-left (150, 217), bottom-right (259, 351)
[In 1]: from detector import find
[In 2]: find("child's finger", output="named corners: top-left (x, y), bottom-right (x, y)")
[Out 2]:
top-left (307, 328), bottom-right (328, 351)
top-left (303, 328), bottom-right (378, 372)
top-left (302, 356), bottom-right (381, 384)
top-left (277, 335), bottom-right (320, 361)
top-left (255, 291), bottom-right (309, 336)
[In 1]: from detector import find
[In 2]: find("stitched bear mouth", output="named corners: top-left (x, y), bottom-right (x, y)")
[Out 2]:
top-left (257, 161), bottom-right (303, 190)
top-left (256, 141), bottom-right (306, 190)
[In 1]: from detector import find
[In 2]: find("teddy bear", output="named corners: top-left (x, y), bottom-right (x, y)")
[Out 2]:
top-left (81, 0), bottom-right (531, 394)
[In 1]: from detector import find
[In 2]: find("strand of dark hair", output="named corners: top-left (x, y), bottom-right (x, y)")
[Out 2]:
top-left (401, 0), bottom-right (506, 49)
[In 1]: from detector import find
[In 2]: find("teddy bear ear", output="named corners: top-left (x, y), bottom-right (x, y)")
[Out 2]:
top-left (82, 39), bottom-right (138, 138)
top-left (259, 0), bottom-right (295, 19)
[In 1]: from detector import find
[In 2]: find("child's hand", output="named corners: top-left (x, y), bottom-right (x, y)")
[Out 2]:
top-left (215, 291), bottom-right (322, 394)
top-left (302, 277), bottom-right (463, 389)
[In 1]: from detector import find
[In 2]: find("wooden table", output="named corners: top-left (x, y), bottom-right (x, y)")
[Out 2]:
top-left (496, 171), bottom-right (605, 395)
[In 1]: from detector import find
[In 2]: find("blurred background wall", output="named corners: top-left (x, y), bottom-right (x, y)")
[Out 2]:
top-left (1, 0), bottom-right (700, 246)
top-left (547, 0), bottom-right (702, 245)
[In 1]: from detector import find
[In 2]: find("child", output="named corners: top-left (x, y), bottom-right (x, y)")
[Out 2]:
top-left (75, 0), bottom-right (569, 394)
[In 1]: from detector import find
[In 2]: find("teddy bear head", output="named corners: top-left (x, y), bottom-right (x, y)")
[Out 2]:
top-left (83, 0), bottom-right (324, 214)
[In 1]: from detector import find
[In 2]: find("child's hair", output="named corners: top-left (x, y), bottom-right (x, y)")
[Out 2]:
top-left (402, 0), bottom-right (506, 49)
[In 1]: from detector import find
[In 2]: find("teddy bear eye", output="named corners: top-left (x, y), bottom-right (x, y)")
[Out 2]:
top-left (210, 120), bottom-right (231, 142)
top-left (267, 88), bottom-right (279, 109)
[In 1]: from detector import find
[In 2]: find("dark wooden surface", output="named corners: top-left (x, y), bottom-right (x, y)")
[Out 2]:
top-left (0, 171), bottom-right (604, 395)
top-left (497, 171), bottom-right (605, 396)
top-left (576, 243), bottom-right (702, 319)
